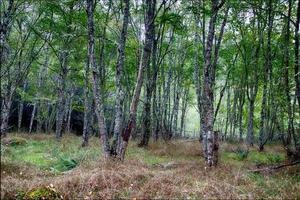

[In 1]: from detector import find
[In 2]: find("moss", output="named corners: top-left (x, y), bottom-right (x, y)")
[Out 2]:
top-left (24, 186), bottom-right (63, 200)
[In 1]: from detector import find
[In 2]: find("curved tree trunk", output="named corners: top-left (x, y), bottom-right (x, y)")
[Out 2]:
top-left (119, 0), bottom-right (156, 160)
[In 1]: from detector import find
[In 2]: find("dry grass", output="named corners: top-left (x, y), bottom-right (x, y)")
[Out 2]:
top-left (1, 134), bottom-right (300, 199)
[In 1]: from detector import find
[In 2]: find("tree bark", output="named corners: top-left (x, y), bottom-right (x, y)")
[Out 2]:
top-left (224, 86), bottom-right (231, 140)
top-left (119, 0), bottom-right (156, 160)
top-left (180, 87), bottom-right (189, 137)
top-left (55, 52), bottom-right (68, 139)
top-left (87, 0), bottom-right (110, 158)
top-left (283, 0), bottom-right (294, 146)
top-left (295, 0), bottom-right (300, 113)
top-left (238, 87), bottom-right (245, 142)
top-left (201, 0), bottom-right (225, 167)
top-left (17, 82), bottom-right (27, 132)
top-left (29, 103), bottom-right (37, 133)
top-left (259, 0), bottom-right (273, 151)
top-left (111, 0), bottom-right (130, 155)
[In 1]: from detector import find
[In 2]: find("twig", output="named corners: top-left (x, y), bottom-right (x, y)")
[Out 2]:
top-left (249, 160), bottom-right (300, 173)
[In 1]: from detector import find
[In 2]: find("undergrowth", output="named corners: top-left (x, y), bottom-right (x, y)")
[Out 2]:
top-left (1, 133), bottom-right (299, 199)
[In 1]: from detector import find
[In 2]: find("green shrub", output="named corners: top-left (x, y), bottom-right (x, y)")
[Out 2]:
top-left (51, 155), bottom-right (78, 172)
top-left (234, 148), bottom-right (249, 161)
top-left (266, 154), bottom-right (284, 164)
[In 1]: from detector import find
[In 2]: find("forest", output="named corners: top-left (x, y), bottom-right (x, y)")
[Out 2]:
top-left (1, 0), bottom-right (300, 199)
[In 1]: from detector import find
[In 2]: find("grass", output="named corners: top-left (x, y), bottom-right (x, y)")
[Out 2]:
top-left (1, 133), bottom-right (300, 199)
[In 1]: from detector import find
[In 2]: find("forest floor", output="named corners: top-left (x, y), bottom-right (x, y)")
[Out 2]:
top-left (1, 133), bottom-right (300, 199)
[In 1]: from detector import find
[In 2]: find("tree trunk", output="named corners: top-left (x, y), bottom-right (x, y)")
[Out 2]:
top-left (247, 99), bottom-right (255, 146)
top-left (245, 10), bottom-right (262, 147)
top-left (283, 0), bottom-right (294, 146)
top-left (55, 53), bottom-right (68, 140)
top-left (224, 86), bottom-right (231, 140)
top-left (119, 0), bottom-right (156, 160)
top-left (1, 92), bottom-right (13, 136)
top-left (87, 0), bottom-right (110, 158)
top-left (202, 0), bottom-right (224, 167)
top-left (66, 95), bottom-right (72, 133)
top-left (295, 0), bottom-right (300, 113)
top-left (29, 103), bottom-right (37, 133)
top-left (259, 0), bottom-right (273, 151)
top-left (18, 82), bottom-right (27, 132)
top-left (111, 0), bottom-right (130, 155)
top-left (82, 61), bottom-right (91, 146)
top-left (230, 89), bottom-right (238, 139)
top-left (238, 87), bottom-right (245, 142)
top-left (193, 13), bottom-right (204, 142)
top-left (180, 87), bottom-right (189, 137)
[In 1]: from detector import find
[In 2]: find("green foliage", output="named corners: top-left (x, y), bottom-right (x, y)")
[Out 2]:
top-left (266, 154), bottom-right (284, 164)
top-left (156, 12), bottom-right (185, 34)
top-left (1, 134), bottom-right (102, 172)
top-left (50, 155), bottom-right (78, 172)
top-left (234, 148), bottom-right (249, 161)
top-left (248, 152), bottom-right (284, 165)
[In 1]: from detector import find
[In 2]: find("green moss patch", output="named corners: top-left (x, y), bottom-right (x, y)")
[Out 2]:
top-left (22, 186), bottom-right (63, 200)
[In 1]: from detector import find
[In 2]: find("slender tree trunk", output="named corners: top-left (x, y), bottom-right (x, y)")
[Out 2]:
top-left (111, 0), bottom-right (130, 155)
top-left (238, 87), bottom-right (245, 142)
top-left (82, 61), bottom-right (91, 146)
top-left (119, 0), bottom-right (155, 160)
top-left (224, 86), bottom-right (231, 140)
top-left (193, 13), bottom-right (204, 142)
top-left (202, 0), bottom-right (224, 167)
top-left (83, 14), bottom-right (92, 145)
top-left (295, 0), bottom-right (300, 113)
top-left (259, 0), bottom-right (273, 151)
top-left (283, 0), bottom-right (294, 146)
top-left (180, 87), bottom-right (189, 137)
top-left (230, 89), bottom-right (238, 139)
top-left (247, 99), bottom-right (255, 146)
top-left (139, 16), bottom-right (158, 146)
top-left (246, 11), bottom-right (262, 146)
top-left (87, 0), bottom-right (110, 158)
top-left (29, 103), bottom-right (37, 133)
top-left (66, 94), bottom-right (72, 133)
top-left (55, 53), bottom-right (68, 140)
top-left (18, 82), bottom-right (27, 132)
